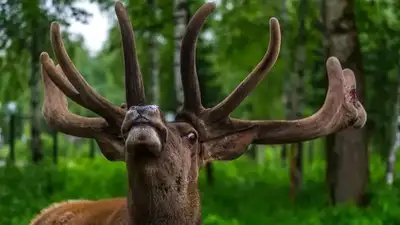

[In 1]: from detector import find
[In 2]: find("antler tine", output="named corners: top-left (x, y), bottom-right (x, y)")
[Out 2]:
top-left (208, 18), bottom-right (281, 121)
top-left (41, 60), bottom-right (108, 137)
top-left (180, 2), bottom-right (216, 113)
top-left (340, 68), bottom-right (367, 128)
top-left (115, 1), bottom-right (146, 107)
top-left (50, 22), bottom-right (125, 126)
top-left (41, 53), bottom-right (83, 105)
top-left (232, 57), bottom-right (367, 144)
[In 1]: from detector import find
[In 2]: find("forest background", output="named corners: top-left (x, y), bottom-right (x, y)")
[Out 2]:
top-left (0, 0), bottom-right (400, 224)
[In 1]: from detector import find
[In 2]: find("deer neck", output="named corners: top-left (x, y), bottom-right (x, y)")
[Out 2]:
top-left (126, 158), bottom-right (202, 225)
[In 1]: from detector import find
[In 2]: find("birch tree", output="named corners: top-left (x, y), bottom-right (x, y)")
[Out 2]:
top-left (147, 0), bottom-right (160, 105)
top-left (386, 76), bottom-right (400, 185)
top-left (173, 0), bottom-right (188, 107)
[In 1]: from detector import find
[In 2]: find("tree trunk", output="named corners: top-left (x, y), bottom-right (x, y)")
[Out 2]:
top-left (308, 140), bottom-right (315, 164)
top-left (281, 144), bottom-right (288, 167)
top-left (173, 0), bottom-right (188, 107)
top-left (255, 145), bottom-right (265, 166)
top-left (30, 15), bottom-right (43, 163)
top-left (289, 143), bottom-right (303, 201)
top-left (148, 0), bottom-right (160, 105)
top-left (247, 144), bottom-right (257, 160)
top-left (280, 0), bottom-right (289, 167)
top-left (288, 0), bottom-right (308, 200)
top-left (324, 0), bottom-right (368, 205)
top-left (386, 78), bottom-right (400, 185)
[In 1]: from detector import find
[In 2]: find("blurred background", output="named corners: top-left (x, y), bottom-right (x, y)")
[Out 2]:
top-left (0, 0), bottom-right (400, 224)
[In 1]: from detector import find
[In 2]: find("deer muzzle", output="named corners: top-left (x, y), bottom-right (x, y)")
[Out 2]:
top-left (123, 105), bottom-right (167, 157)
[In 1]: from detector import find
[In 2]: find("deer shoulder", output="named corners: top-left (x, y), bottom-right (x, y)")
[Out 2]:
top-left (29, 198), bottom-right (127, 225)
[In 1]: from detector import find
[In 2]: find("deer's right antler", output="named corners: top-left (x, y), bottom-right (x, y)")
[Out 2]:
top-left (40, 2), bottom-right (146, 161)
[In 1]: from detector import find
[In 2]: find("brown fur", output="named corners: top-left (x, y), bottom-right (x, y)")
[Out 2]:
top-left (29, 198), bottom-right (127, 225)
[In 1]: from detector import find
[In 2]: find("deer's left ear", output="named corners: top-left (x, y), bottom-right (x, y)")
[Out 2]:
top-left (201, 129), bottom-right (257, 163)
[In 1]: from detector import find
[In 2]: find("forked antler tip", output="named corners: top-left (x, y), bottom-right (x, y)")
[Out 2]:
top-left (342, 68), bottom-right (366, 128)
top-left (40, 52), bottom-right (50, 61)
top-left (342, 68), bottom-right (356, 86)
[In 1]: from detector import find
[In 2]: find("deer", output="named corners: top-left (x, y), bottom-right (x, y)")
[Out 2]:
top-left (29, 1), bottom-right (367, 225)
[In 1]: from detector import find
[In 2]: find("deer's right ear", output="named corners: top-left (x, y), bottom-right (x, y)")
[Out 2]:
top-left (95, 136), bottom-right (125, 161)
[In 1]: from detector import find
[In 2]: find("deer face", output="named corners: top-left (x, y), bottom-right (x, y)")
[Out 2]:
top-left (119, 103), bottom-right (265, 183)
top-left (121, 105), bottom-right (201, 185)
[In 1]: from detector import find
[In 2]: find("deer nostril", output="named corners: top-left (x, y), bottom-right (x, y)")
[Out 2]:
top-left (133, 105), bottom-right (160, 116)
top-left (147, 105), bottom-right (159, 111)
top-left (136, 107), bottom-right (146, 115)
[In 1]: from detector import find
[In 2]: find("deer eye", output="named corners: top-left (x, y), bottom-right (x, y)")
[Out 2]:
top-left (185, 132), bottom-right (197, 144)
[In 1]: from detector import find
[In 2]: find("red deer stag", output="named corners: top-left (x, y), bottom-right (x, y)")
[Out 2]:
top-left (30, 1), bottom-right (367, 225)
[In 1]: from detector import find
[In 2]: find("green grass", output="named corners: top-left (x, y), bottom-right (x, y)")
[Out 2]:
top-left (1, 149), bottom-right (400, 225)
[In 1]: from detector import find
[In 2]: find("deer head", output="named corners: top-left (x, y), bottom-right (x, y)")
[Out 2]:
top-left (37, 1), bottom-right (366, 225)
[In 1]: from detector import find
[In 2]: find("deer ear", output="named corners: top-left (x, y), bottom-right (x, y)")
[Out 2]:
top-left (201, 129), bottom-right (256, 163)
top-left (95, 136), bottom-right (125, 161)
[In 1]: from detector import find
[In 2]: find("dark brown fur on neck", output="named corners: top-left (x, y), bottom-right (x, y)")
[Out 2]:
top-left (126, 144), bottom-right (202, 225)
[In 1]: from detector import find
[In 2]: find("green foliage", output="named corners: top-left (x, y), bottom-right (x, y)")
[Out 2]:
top-left (1, 151), bottom-right (400, 225)
top-left (355, 0), bottom-right (400, 155)
top-left (0, 0), bottom-right (97, 103)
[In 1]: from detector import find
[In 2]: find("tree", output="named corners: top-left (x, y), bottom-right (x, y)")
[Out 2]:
top-left (173, 0), bottom-right (188, 107)
top-left (324, 0), bottom-right (368, 204)
top-left (287, 0), bottom-right (308, 201)
top-left (0, 0), bottom-right (95, 163)
top-left (147, 0), bottom-right (160, 105)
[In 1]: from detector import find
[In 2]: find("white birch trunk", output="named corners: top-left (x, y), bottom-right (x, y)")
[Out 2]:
top-left (147, 0), bottom-right (160, 105)
top-left (386, 79), bottom-right (400, 185)
top-left (173, 0), bottom-right (188, 107)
